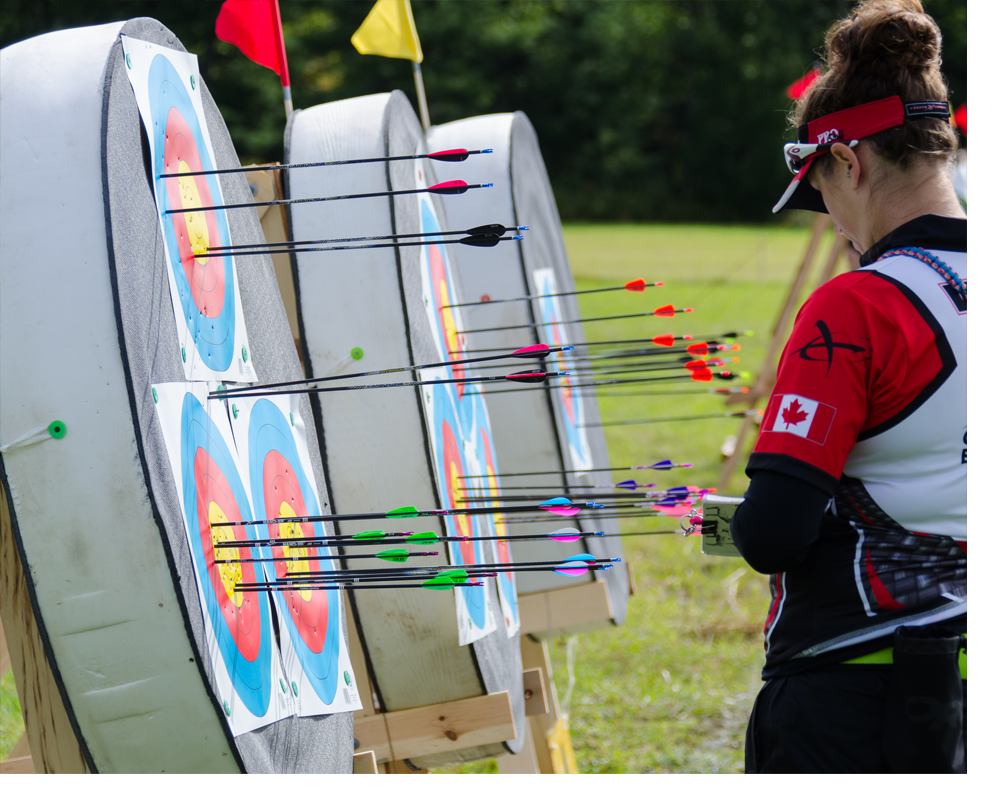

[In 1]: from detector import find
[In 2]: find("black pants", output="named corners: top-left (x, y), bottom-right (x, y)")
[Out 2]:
top-left (745, 667), bottom-right (966, 773)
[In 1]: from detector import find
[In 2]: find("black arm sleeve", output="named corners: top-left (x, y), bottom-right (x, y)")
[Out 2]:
top-left (730, 469), bottom-right (831, 574)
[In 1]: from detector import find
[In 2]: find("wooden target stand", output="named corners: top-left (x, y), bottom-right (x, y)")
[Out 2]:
top-left (718, 214), bottom-right (852, 491)
top-left (247, 166), bottom-right (631, 774)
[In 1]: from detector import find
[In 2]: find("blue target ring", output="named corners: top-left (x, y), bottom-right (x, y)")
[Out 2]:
top-left (248, 399), bottom-right (340, 704)
top-left (180, 393), bottom-right (272, 717)
top-left (150, 54), bottom-right (237, 371)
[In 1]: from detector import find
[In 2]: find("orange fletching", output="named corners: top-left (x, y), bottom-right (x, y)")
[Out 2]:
top-left (625, 279), bottom-right (647, 292)
top-left (652, 334), bottom-right (675, 347)
top-left (654, 305), bottom-right (675, 317)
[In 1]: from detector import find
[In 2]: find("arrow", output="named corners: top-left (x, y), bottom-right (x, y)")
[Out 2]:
top-left (578, 409), bottom-right (763, 427)
top-left (237, 578), bottom-right (488, 592)
top-left (468, 480), bottom-right (656, 492)
top-left (214, 548), bottom-right (440, 565)
top-left (461, 486), bottom-right (711, 505)
top-left (439, 278), bottom-right (665, 309)
top-left (454, 331), bottom-right (752, 356)
top-left (284, 555), bottom-right (617, 581)
top-left (158, 148), bottom-right (494, 179)
top-left (206, 223), bottom-right (527, 254)
top-left (570, 357), bottom-right (737, 378)
top-left (457, 490), bottom-right (674, 504)
top-left (459, 460), bottom-right (690, 479)
top-left (200, 234), bottom-right (522, 257)
top-left (209, 369), bottom-right (567, 400)
top-left (578, 387), bottom-right (750, 399)
top-left (212, 344), bottom-right (571, 398)
top-left (558, 342), bottom-right (739, 363)
top-left (163, 180), bottom-right (491, 216)
top-left (212, 497), bottom-right (603, 530)
top-left (478, 370), bottom-right (746, 395)
top-left (236, 555), bottom-right (620, 591)
top-left (455, 305), bottom-right (693, 335)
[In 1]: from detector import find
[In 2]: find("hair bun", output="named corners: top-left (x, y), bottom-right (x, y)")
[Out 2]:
top-left (826, 0), bottom-right (942, 77)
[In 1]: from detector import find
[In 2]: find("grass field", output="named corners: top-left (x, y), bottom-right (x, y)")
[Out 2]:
top-left (0, 222), bottom-right (842, 771)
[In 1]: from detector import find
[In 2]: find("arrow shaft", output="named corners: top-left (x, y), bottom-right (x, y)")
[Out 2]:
top-left (158, 149), bottom-right (491, 179)
top-left (210, 371), bottom-right (561, 401)
top-left (204, 235), bottom-right (517, 257)
top-left (213, 348), bottom-right (565, 397)
top-left (440, 282), bottom-right (660, 309)
top-left (215, 501), bottom-right (597, 528)
top-left (209, 226), bottom-right (519, 252)
top-left (163, 184), bottom-right (486, 216)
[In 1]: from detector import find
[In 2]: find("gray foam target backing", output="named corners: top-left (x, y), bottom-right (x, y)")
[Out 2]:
top-left (428, 113), bottom-right (629, 628)
top-left (0, 18), bottom-right (352, 773)
top-left (284, 92), bottom-right (524, 768)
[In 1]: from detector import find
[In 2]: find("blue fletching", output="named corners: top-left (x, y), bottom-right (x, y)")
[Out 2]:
top-left (563, 553), bottom-right (597, 562)
top-left (540, 497), bottom-right (572, 506)
top-left (653, 460), bottom-right (675, 470)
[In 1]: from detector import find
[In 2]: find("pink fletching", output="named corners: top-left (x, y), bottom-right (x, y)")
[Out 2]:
top-left (545, 506), bottom-right (581, 517)
top-left (554, 562), bottom-right (591, 576)
top-left (512, 344), bottom-right (551, 357)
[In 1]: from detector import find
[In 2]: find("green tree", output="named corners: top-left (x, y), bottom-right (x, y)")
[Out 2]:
top-left (0, 0), bottom-right (966, 223)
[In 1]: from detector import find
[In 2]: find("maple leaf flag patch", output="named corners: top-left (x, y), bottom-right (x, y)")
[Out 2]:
top-left (766, 394), bottom-right (836, 445)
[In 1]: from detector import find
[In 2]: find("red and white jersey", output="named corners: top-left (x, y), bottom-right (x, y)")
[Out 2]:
top-left (746, 215), bottom-right (967, 675)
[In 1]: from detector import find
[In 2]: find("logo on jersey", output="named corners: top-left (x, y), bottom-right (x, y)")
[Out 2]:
top-left (767, 394), bottom-right (836, 445)
top-left (941, 280), bottom-right (967, 314)
top-left (792, 320), bottom-right (869, 375)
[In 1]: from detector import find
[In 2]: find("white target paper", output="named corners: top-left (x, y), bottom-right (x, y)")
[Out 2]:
top-left (121, 37), bottom-right (256, 383)
top-left (152, 381), bottom-right (292, 736)
top-left (227, 390), bottom-right (363, 717)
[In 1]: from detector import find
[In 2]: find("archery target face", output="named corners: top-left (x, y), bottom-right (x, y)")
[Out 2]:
top-left (233, 394), bottom-right (362, 715)
top-left (152, 383), bottom-right (290, 735)
top-left (479, 428), bottom-right (520, 637)
top-left (121, 36), bottom-right (255, 383)
top-left (533, 268), bottom-right (594, 471)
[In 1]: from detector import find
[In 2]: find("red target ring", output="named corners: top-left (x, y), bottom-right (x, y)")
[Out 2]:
top-left (195, 447), bottom-right (261, 661)
top-left (162, 106), bottom-right (227, 319)
top-left (442, 421), bottom-right (476, 564)
top-left (262, 449), bottom-right (328, 654)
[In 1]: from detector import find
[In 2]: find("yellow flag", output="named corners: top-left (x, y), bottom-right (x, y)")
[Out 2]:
top-left (351, 0), bottom-right (423, 63)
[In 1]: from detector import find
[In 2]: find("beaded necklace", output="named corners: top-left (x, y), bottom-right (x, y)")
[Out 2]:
top-left (877, 246), bottom-right (966, 299)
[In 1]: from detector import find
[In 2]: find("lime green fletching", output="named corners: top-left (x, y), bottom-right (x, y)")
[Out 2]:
top-left (387, 506), bottom-right (420, 518)
top-left (353, 530), bottom-right (386, 540)
top-left (376, 549), bottom-right (410, 563)
top-left (439, 569), bottom-right (469, 582)
top-left (407, 531), bottom-right (439, 544)
top-left (422, 575), bottom-right (459, 590)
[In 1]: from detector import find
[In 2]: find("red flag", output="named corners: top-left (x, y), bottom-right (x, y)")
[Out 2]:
top-left (953, 104), bottom-right (967, 137)
top-left (216, 0), bottom-right (290, 88)
top-left (786, 67), bottom-right (821, 101)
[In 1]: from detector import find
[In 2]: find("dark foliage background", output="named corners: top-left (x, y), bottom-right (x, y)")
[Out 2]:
top-left (0, 0), bottom-right (966, 222)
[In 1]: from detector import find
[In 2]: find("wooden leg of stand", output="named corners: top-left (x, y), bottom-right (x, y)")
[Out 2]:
top-left (496, 722), bottom-right (541, 774)
top-left (0, 483), bottom-right (88, 773)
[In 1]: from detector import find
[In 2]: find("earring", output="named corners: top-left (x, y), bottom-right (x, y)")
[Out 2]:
top-left (845, 170), bottom-right (851, 178)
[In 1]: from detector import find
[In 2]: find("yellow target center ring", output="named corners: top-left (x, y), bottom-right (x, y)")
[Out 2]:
top-left (278, 500), bottom-right (312, 601)
top-left (209, 500), bottom-right (242, 607)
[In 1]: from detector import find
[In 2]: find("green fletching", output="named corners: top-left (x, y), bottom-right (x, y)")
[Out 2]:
top-left (422, 575), bottom-right (459, 590)
top-left (407, 531), bottom-right (439, 543)
top-left (439, 569), bottom-right (469, 582)
top-left (376, 549), bottom-right (410, 563)
top-left (387, 505), bottom-right (420, 518)
top-left (353, 530), bottom-right (386, 540)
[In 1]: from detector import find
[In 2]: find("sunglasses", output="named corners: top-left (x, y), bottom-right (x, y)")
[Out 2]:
top-left (783, 140), bottom-right (859, 174)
